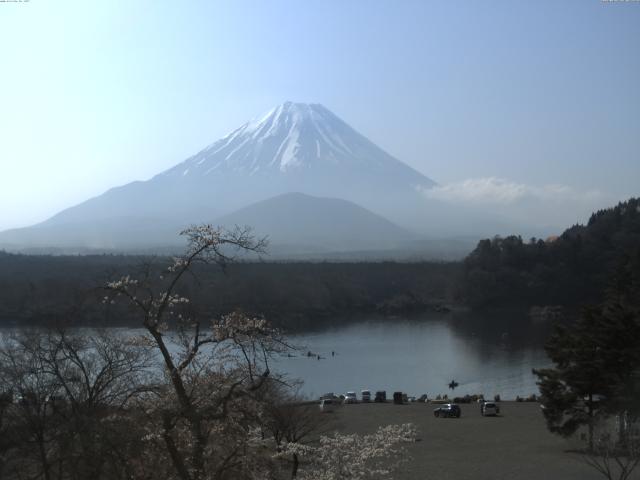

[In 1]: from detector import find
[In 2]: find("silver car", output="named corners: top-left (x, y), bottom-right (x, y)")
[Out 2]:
top-left (481, 401), bottom-right (500, 416)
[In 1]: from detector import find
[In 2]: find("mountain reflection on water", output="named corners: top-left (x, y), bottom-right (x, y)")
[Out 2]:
top-left (274, 312), bottom-right (552, 400)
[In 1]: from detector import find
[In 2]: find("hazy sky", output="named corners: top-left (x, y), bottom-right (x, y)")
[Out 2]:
top-left (1, 0), bottom-right (639, 231)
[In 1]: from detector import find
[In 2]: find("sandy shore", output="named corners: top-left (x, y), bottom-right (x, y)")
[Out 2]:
top-left (329, 401), bottom-right (608, 480)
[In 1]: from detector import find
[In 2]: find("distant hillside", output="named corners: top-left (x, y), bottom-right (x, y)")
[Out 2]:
top-left (215, 192), bottom-right (416, 253)
top-left (0, 193), bottom-right (422, 256)
top-left (459, 197), bottom-right (640, 309)
top-left (0, 217), bottom-right (186, 252)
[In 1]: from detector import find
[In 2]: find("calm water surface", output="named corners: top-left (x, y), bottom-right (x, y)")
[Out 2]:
top-left (273, 313), bottom-right (551, 400)
top-left (3, 312), bottom-right (551, 401)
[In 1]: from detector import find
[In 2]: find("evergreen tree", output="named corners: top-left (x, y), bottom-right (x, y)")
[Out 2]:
top-left (462, 197), bottom-right (640, 309)
top-left (533, 253), bottom-right (640, 449)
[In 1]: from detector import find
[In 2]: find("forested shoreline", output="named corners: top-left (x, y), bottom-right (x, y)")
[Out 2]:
top-left (1, 198), bottom-right (638, 332)
top-left (0, 254), bottom-right (460, 331)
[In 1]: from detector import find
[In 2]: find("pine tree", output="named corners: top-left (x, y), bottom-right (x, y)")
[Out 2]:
top-left (533, 252), bottom-right (640, 450)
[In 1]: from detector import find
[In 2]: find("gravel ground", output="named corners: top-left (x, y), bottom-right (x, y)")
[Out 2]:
top-left (329, 401), bottom-right (613, 480)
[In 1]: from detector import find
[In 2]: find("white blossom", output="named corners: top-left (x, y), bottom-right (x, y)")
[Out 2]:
top-left (106, 275), bottom-right (138, 289)
top-left (279, 423), bottom-right (417, 480)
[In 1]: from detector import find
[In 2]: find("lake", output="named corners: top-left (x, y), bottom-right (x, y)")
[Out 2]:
top-left (1, 312), bottom-right (552, 401)
top-left (272, 313), bottom-right (552, 400)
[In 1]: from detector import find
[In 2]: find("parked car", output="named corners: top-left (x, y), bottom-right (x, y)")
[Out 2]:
top-left (319, 398), bottom-right (336, 413)
top-left (361, 390), bottom-right (371, 402)
top-left (374, 390), bottom-right (387, 403)
top-left (481, 401), bottom-right (500, 416)
top-left (320, 392), bottom-right (338, 400)
top-left (433, 403), bottom-right (461, 418)
top-left (344, 391), bottom-right (357, 404)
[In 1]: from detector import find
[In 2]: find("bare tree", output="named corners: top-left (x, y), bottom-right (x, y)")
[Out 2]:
top-left (261, 383), bottom-right (330, 479)
top-left (0, 327), bottom-right (153, 480)
top-left (580, 426), bottom-right (640, 480)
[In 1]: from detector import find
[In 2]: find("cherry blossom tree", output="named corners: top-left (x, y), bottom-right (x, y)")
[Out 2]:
top-left (105, 225), bottom-right (290, 480)
top-left (278, 423), bottom-right (417, 480)
top-left (261, 383), bottom-right (330, 479)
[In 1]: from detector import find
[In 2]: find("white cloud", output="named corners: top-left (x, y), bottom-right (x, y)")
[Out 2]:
top-left (418, 177), bottom-right (615, 229)
top-left (421, 177), bottom-right (605, 206)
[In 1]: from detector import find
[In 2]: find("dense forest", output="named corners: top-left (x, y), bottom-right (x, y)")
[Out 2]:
top-left (0, 253), bottom-right (459, 331)
top-left (459, 197), bottom-right (640, 310)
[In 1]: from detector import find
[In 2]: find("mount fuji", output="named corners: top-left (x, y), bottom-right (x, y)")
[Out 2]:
top-left (43, 102), bottom-right (435, 224)
top-left (0, 102), bottom-right (493, 254)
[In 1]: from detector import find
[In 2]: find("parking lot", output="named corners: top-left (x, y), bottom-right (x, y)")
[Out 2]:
top-left (330, 401), bottom-right (607, 480)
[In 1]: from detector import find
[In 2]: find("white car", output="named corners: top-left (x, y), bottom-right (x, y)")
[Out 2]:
top-left (481, 401), bottom-right (500, 416)
top-left (319, 398), bottom-right (336, 413)
top-left (361, 390), bottom-right (371, 402)
top-left (344, 391), bottom-right (357, 404)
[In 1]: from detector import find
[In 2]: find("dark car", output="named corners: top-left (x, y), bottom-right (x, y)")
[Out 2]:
top-left (433, 403), bottom-right (461, 418)
top-left (374, 391), bottom-right (387, 403)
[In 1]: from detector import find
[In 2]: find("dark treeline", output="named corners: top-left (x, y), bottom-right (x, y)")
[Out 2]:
top-left (0, 253), bottom-right (459, 331)
top-left (459, 198), bottom-right (640, 310)
top-left (2, 198), bottom-right (639, 331)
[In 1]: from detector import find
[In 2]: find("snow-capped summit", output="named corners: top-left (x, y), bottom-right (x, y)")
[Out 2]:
top-left (162, 102), bottom-right (434, 183)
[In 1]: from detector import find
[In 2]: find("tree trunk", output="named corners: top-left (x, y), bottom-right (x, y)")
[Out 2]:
top-left (190, 417), bottom-right (207, 480)
top-left (163, 415), bottom-right (192, 480)
top-left (291, 452), bottom-right (299, 479)
top-left (37, 432), bottom-right (51, 480)
top-left (588, 393), bottom-right (594, 452)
